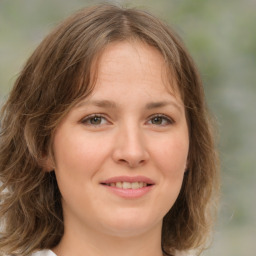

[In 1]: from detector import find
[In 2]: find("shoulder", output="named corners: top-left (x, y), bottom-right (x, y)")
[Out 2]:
top-left (175, 251), bottom-right (195, 256)
top-left (31, 250), bottom-right (57, 256)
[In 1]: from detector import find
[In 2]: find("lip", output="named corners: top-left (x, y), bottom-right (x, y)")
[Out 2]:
top-left (100, 176), bottom-right (155, 199)
top-left (100, 175), bottom-right (155, 184)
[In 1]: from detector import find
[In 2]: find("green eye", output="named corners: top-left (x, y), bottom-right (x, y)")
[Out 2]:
top-left (151, 116), bottom-right (164, 125)
top-left (81, 115), bottom-right (108, 126)
top-left (90, 116), bottom-right (102, 125)
top-left (149, 115), bottom-right (173, 126)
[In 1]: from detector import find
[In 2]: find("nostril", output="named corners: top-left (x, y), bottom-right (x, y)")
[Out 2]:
top-left (118, 158), bottom-right (140, 167)
top-left (113, 147), bottom-right (149, 168)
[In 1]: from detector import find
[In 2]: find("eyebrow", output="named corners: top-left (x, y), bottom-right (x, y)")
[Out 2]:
top-left (76, 100), bottom-right (117, 108)
top-left (76, 99), bottom-right (183, 112)
top-left (145, 101), bottom-right (181, 110)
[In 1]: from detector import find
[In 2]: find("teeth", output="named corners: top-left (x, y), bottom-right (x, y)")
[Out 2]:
top-left (116, 182), bottom-right (122, 188)
top-left (132, 182), bottom-right (139, 189)
top-left (107, 181), bottom-right (148, 189)
top-left (123, 182), bottom-right (131, 189)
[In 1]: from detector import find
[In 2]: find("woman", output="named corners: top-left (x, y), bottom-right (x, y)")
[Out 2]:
top-left (0, 4), bottom-right (219, 256)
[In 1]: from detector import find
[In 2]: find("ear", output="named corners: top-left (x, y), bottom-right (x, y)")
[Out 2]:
top-left (184, 157), bottom-right (189, 174)
top-left (41, 155), bottom-right (55, 172)
top-left (186, 153), bottom-right (190, 169)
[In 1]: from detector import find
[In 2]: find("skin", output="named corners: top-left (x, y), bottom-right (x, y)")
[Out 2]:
top-left (49, 41), bottom-right (189, 256)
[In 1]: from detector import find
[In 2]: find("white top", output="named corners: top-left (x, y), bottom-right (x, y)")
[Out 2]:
top-left (31, 249), bottom-right (193, 256)
top-left (31, 250), bottom-right (57, 256)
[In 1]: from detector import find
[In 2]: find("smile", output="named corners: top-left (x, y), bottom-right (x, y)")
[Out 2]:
top-left (100, 176), bottom-right (154, 198)
top-left (104, 181), bottom-right (149, 189)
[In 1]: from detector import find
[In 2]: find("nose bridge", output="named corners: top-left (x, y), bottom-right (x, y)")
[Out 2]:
top-left (113, 120), bottom-right (149, 168)
top-left (124, 122), bottom-right (143, 150)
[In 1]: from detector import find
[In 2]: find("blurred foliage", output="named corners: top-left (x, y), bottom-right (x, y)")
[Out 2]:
top-left (0, 0), bottom-right (255, 255)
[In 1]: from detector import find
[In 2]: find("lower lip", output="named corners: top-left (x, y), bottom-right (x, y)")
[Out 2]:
top-left (101, 185), bottom-right (154, 199)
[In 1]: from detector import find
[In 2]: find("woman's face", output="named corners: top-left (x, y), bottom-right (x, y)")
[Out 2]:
top-left (51, 41), bottom-right (189, 238)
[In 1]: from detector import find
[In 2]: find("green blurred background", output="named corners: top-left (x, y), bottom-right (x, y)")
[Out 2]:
top-left (0, 0), bottom-right (255, 255)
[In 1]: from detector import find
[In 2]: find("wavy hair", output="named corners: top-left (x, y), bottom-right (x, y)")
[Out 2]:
top-left (0, 4), bottom-right (219, 256)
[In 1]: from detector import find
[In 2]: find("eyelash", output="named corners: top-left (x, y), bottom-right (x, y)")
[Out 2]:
top-left (80, 113), bottom-right (174, 127)
top-left (147, 114), bottom-right (174, 126)
top-left (80, 114), bottom-right (109, 126)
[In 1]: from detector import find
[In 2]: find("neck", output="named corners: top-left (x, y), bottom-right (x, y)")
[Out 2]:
top-left (53, 221), bottom-right (164, 256)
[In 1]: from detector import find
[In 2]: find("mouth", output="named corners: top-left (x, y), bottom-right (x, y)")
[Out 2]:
top-left (100, 176), bottom-right (154, 198)
top-left (100, 176), bottom-right (155, 190)
top-left (101, 181), bottom-right (152, 189)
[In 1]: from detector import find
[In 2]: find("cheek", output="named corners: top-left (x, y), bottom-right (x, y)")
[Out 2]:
top-left (53, 130), bottom-right (111, 178)
top-left (52, 131), bottom-right (110, 203)
top-left (149, 137), bottom-right (189, 219)
top-left (155, 137), bottom-right (189, 176)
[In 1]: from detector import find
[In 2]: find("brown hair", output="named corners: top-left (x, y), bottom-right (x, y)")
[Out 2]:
top-left (0, 4), bottom-right (219, 256)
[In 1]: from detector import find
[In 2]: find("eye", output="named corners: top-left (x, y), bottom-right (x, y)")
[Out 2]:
top-left (147, 114), bottom-right (174, 126)
top-left (81, 114), bottom-right (108, 126)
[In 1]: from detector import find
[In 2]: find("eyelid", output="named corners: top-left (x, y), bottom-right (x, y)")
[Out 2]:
top-left (80, 113), bottom-right (111, 126)
top-left (146, 113), bottom-right (175, 125)
top-left (80, 113), bottom-right (175, 127)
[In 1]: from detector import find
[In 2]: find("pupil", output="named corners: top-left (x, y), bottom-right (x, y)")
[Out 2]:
top-left (91, 116), bottom-right (101, 124)
top-left (153, 117), bottom-right (162, 124)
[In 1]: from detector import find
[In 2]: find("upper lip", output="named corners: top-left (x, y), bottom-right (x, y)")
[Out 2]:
top-left (100, 176), bottom-right (155, 185)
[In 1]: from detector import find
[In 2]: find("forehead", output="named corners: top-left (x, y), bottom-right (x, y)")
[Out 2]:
top-left (91, 40), bottom-right (181, 99)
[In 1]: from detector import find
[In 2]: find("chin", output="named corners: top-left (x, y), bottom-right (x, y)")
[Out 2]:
top-left (99, 214), bottom-right (162, 238)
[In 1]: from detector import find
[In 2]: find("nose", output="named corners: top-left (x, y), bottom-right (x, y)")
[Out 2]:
top-left (112, 124), bottom-right (149, 168)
